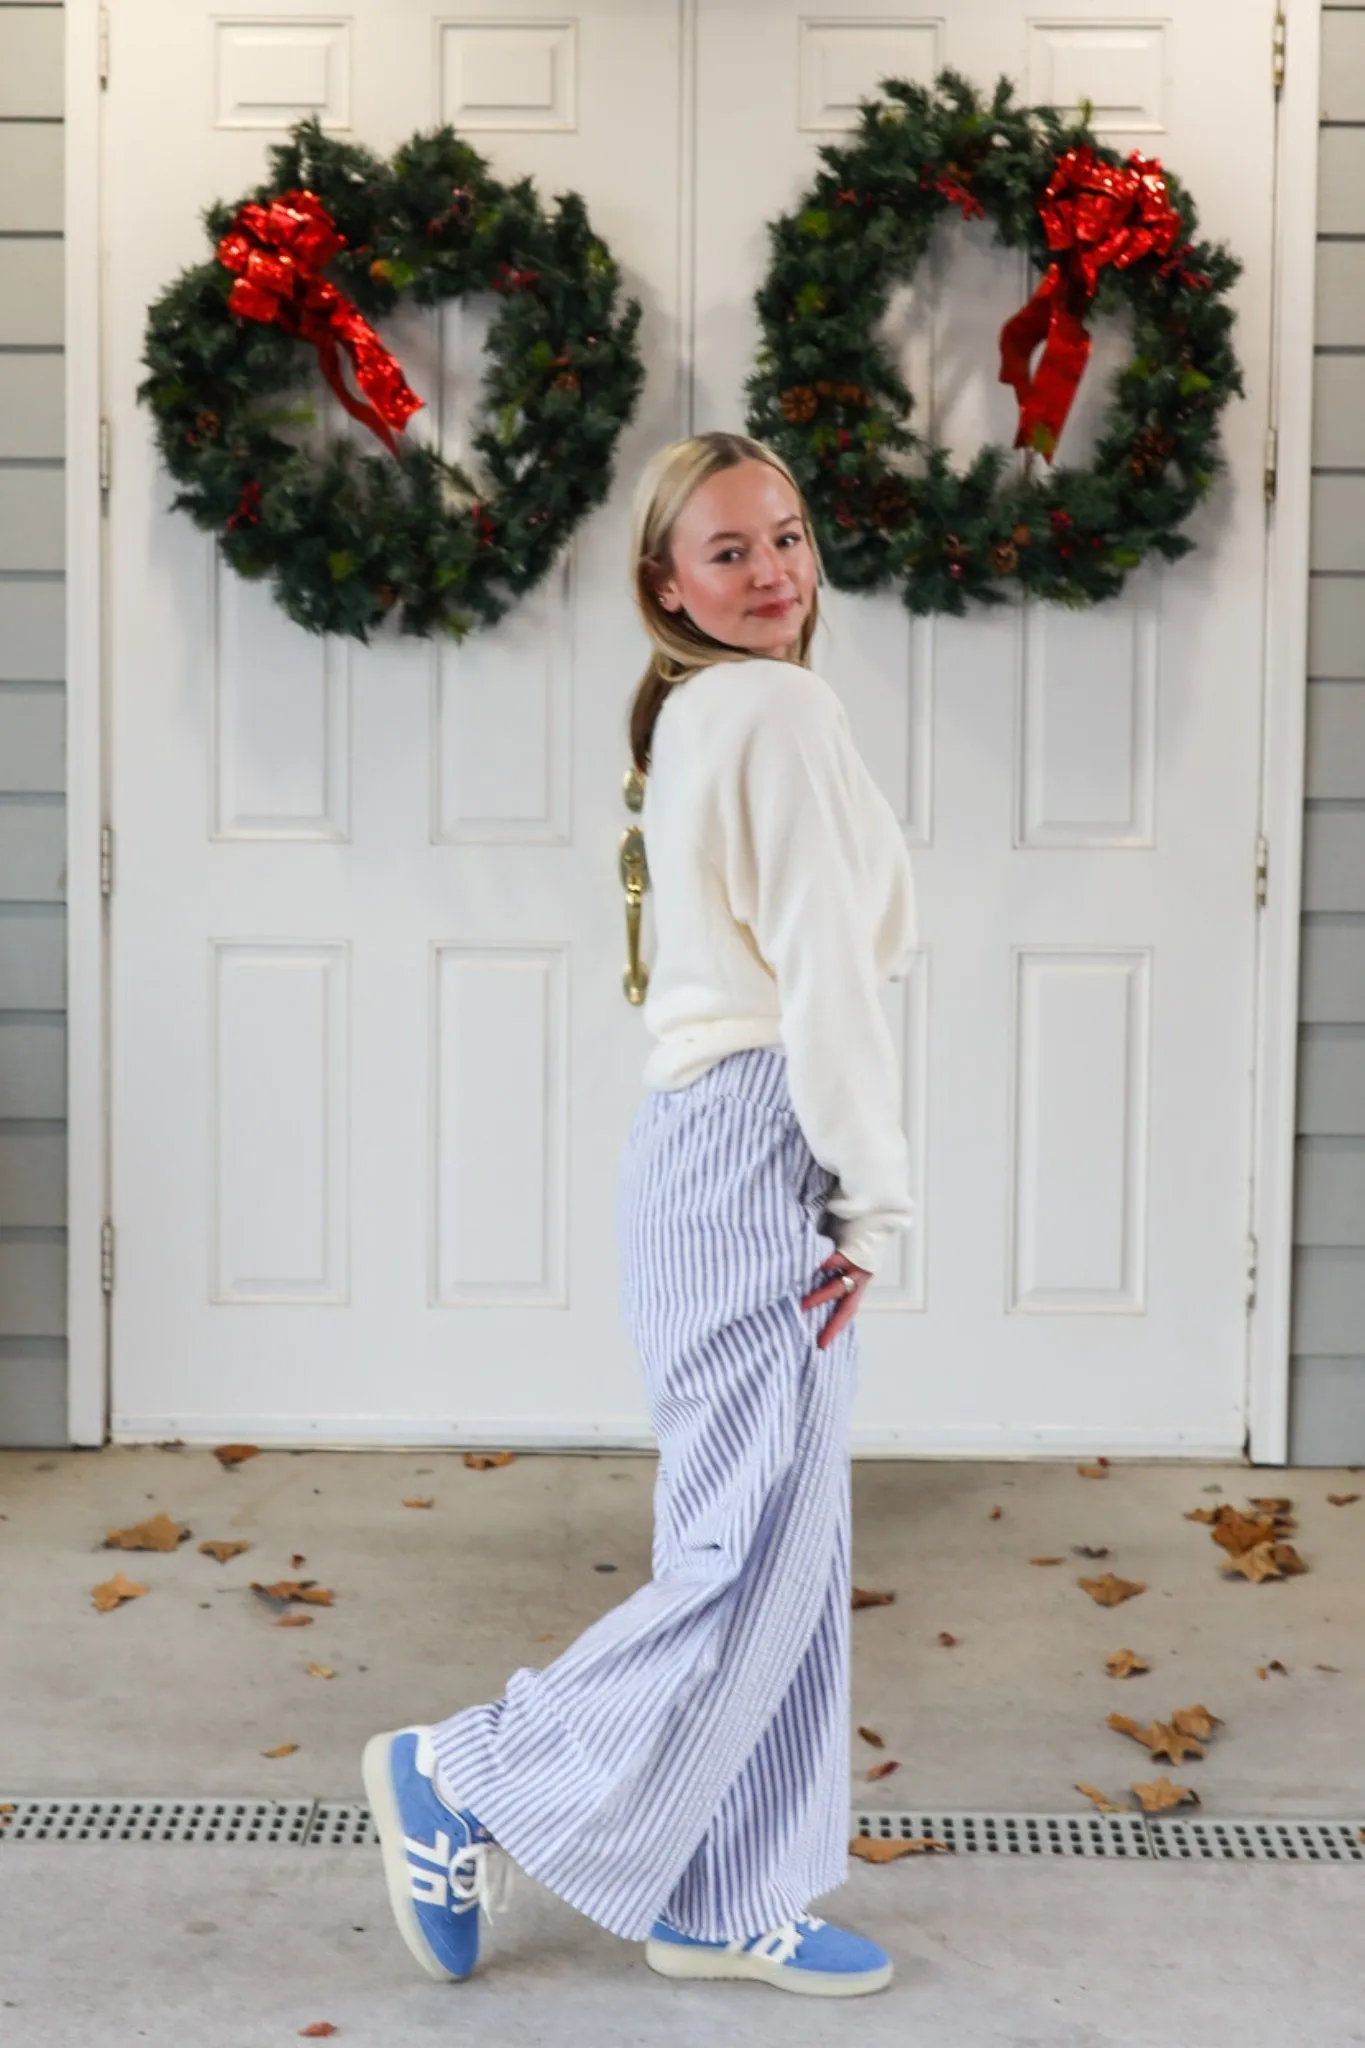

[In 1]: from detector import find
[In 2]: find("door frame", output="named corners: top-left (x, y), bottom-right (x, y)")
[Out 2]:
top-left (62, 0), bottom-right (1320, 1457)
top-left (1248, 0), bottom-right (1321, 1464)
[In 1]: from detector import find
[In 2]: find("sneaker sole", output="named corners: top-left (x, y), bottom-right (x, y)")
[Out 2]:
top-left (644, 1938), bottom-right (892, 1997)
top-left (361, 1729), bottom-right (466, 1984)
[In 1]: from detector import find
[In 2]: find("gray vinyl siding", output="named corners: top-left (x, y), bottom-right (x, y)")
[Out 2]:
top-left (1291, 4), bottom-right (1365, 1461)
top-left (0, 0), bottom-right (66, 1447)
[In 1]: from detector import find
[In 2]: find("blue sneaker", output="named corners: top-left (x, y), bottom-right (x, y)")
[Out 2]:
top-left (644, 1912), bottom-right (892, 1996)
top-left (361, 1725), bottom-right (513, 1981)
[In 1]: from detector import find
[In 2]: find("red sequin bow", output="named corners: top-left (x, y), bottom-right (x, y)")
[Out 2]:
top-left (216, 189), bottom-right (423, 455)
top-left (998, 146), bottom-right (1183, 462)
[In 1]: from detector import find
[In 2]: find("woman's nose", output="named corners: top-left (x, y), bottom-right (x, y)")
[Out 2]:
top-left (750, 544), bottom-right (785, 586)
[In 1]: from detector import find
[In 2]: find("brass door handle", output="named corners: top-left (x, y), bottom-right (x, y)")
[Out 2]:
top-left (620, 823), bottom-right (650, 1005)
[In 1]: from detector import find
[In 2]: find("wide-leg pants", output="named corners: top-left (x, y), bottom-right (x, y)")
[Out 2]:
top-left (430, 1044), bottom-right (858, 1944)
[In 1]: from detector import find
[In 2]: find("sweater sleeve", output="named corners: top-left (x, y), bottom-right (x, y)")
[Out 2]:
top-left (716, 668), bottom-right (916, 1276)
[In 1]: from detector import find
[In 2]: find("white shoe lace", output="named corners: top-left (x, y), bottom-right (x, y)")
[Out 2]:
top-left (449, 1838), bottom-right (516, 1924)
top-left (731, 1912), bottom-right (824, 1964)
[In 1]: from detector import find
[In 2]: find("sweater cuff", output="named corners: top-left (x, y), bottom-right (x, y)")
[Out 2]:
top-left (832, 1212), bottom-right (912, 1278)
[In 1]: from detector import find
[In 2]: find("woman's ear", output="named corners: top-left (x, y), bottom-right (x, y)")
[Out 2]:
top-left (647, 555), bottom-right (684, 614)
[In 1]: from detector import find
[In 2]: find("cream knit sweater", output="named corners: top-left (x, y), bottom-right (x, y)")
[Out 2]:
top-left (639, 656), bottom-right (917, 1276)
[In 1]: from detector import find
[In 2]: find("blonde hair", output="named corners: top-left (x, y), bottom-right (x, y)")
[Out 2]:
top-left (627, 431), bottom-right (822, 775)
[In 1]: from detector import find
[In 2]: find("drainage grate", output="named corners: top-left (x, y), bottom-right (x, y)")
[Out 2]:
top-left (0, 1798), bottom-right (316, 1845)
top-left (307, 1801), bottom-right (378, 1848)
top-left (1146, 1818), bottom-right (1365, 1862)
top-left (2, 1800), bottom-right (1362, 1861)
top-left (854, 1809), bottom-right (1152, 1858)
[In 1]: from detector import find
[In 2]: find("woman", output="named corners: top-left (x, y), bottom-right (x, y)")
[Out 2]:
top-left (362, 431), bottom-right (918, 1999)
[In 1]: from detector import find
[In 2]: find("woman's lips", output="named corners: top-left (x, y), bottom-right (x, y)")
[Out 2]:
top-left (749, 596), bottom-right (798, 618)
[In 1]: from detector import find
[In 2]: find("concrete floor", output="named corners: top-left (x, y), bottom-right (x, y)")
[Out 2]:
top-left (2, 1446), bottom-right (1364, 2042)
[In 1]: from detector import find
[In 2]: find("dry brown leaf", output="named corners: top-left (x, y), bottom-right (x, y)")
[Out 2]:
top-left (213, 1443), bottom-right (261, 1468)
top-left (1184, 1506), bottom-right (1221, 1524)
top-left (1077, 1463), bottom-right (1109, 1479)
top-left (291, 1553), bottom-right (306, 1567)
top-left (1075, 1783), bottom-right (1125, 1813)
top-left (865, 1759), bottom-right (900, 1782)
top-left (1247, 1495), bottom-right (1293, 1515)
top-left (1267, 1659), bottom-right (1288, 1676)
top-left (1074, 1545), bottom-right (1111, 1559)
top-left (1079, 1572), bottom-right (1146, 1606)
top-left (299, 2029), bottom-right (338, 2041)
top-left (276, 1614), bottom-right (314, 1628)
top-left (262, 1742), bottom-right (298, 1759)
top-left (104, 1512), bottom-right (189, 1553)
top-left (857, 1725), bottom-right (885, 1748)
top-left (1132, 1776), bottom-right (1200, 1814)
top-left (851, 1586), bottom-right (895, 1609)
top-left (1107, 1711), bottom-right (1207, 1764)
top-left (306, 1663), bottom-right (335, 1680)
top-left (849, 1834), bottom-right (952, 1862)
top-left (1211, 1511), bottom-right (1279, 1558)
top-left (1327, 1493), bottom-right (1360, 1507)
top-left (1221, 1541), bottom-right (1282, 1582)
top-left (989, 1505), bottom-right (1002, 1519)
top-left (1316, 1663), bottom-right (1340, 1673)
top-left (937, 1630), bottom-right (958, 1646)
top-left (402, 1498), bottom-right (434, 1509)
top-left (1170, 1703), bottom-right (1222, 1741)
top-left (252, 1580), bottom-right (335, 1606)
top-left (1255, 1666), bottom-right (1268, 1680)
top-left (463, 1451), bottom-right (515, 1470)
top-left (536, 1631), bottom-right (557, 1642)
top-left (91, 1570), bottom-right (148, 1612)
top-left (1029, 1556), bottom-right (1065, 1566)
top-left (1105, 1648), bottom-right (1150, 1678)
top-left (198, 1539), bottom-right (249, 1564)
top-left (1221, 1539), bottom-right (1306, 1583)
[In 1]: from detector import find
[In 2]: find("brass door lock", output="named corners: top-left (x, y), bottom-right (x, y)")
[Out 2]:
top-left (620, 766), bottom-right (649, 1005)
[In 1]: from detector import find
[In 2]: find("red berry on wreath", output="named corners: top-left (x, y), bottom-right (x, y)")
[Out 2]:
top-left (226, 479), bottom-right (262, 531)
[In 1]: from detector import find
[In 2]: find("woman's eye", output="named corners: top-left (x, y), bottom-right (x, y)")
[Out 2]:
top-left (777, 531), bottom-right (801, 548)
top-left (713, 547), bottom-right (742, 563)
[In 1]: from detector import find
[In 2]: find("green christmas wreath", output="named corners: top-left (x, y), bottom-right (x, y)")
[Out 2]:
top-left (746, 70), bottom-right (1243, 614)
top-left (139, 118), bottom-right (644, 640)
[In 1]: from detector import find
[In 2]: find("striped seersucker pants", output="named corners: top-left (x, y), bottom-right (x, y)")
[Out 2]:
top-left (430, 1044), bottom-right (858, 1943)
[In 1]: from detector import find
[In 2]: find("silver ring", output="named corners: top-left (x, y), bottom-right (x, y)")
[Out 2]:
top-left (841, 1272), bottom-right (857, 1294)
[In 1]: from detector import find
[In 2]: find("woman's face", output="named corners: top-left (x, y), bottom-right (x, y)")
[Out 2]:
top-left (652, 459), bottom-right (816, 658)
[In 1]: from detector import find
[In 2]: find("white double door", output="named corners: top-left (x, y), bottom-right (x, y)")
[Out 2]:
top-left (106, 0), bottom-right (1276, 1452)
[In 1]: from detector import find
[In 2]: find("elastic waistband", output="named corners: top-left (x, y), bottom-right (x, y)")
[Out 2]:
top-left (673, 1044), bottom-right (793, 1116)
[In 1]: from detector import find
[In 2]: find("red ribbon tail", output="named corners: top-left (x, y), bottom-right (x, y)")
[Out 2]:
top-left (315, 341), bottom-right (402, 457)
top-left (998, 271), bottom-right (1092, 461)
top-left (999, 280), bottom-right (1055, 414)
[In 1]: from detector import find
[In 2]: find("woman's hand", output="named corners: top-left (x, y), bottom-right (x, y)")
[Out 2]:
top-left (800, 1250), bottom-right (872, 1349)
